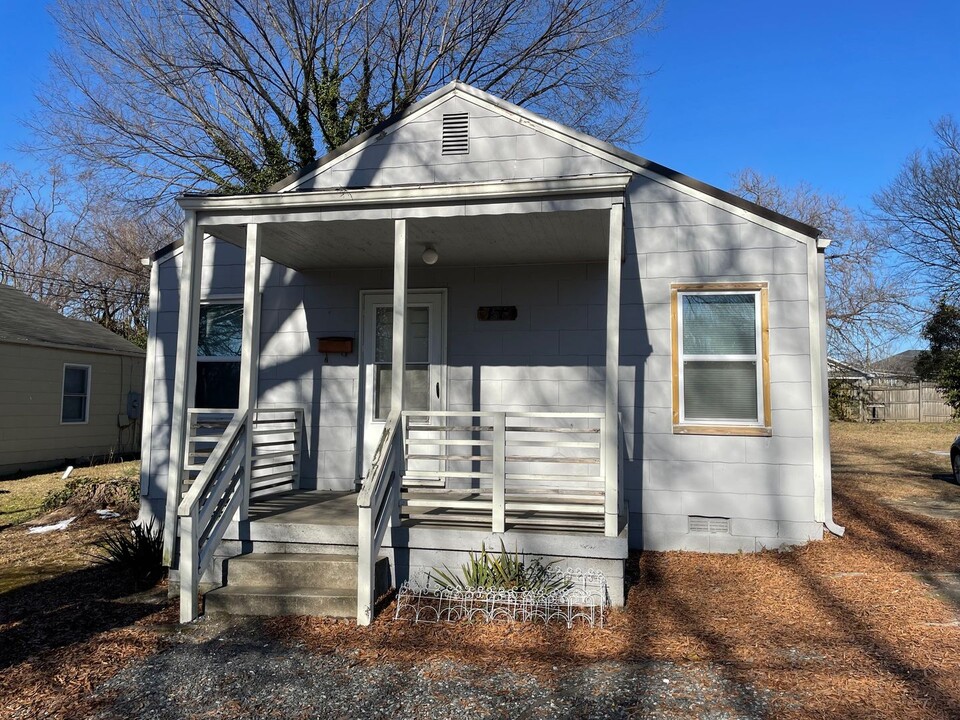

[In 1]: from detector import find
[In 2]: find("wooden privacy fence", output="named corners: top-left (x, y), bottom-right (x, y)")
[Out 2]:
top-left (862, 382), bottom-right (953, 422)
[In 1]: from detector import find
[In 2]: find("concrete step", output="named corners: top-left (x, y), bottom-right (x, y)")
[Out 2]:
top-left (224, 552), bottom-right (366, 590)
top-left (205, 552), bottom-right (391, 619)
top-left (204, 585), bottom-right (356, 618)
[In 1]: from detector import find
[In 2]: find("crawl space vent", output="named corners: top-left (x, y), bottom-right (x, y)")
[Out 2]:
top-left (442, 113), bottom-right (469, 155)
top-left (689, 516), bottom-right (730, 534)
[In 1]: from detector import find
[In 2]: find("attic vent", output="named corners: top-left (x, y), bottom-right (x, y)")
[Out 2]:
top-left (689, 516), bottom-right (731, 534)
top-left (442, 113), bottom-right (469, 155)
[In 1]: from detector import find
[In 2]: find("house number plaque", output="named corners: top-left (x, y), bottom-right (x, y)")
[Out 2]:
top-left (477, 306), bottom-right (518, 321)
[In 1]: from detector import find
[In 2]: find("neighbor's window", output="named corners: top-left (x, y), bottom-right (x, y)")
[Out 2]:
top-left (671, 283), bottom-right (771, 434)
top-left (195, 302), bottom-right (243, 409)
top-left (62, 364), bottom-right (90, 423)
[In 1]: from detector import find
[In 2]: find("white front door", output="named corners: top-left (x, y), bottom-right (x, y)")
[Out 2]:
top-left (359, 290), bottom-right (445, 479)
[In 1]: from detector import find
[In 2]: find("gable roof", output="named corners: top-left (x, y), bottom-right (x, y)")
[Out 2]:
top-left (0, 284), bottom-right (144, 356)
top-left (269, 82), bottom-right (822, 240)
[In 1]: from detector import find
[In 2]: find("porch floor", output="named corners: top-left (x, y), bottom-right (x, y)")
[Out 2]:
top-left (247, 489), bottom-right (611, 535)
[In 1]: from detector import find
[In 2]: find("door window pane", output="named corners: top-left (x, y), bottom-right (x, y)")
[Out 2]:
top-left (376, 365), bottom-right (430, 420)
top-left (375, 307), bottom-right (430, 363)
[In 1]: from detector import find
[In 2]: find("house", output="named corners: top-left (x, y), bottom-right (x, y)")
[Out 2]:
top-left (138, 82), bottom-right (842, 625)
top-left (0, 284), bottom-right (145, 476)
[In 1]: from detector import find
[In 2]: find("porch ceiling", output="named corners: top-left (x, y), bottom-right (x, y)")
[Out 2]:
top-left (205, 209), bottom-right (610, 270)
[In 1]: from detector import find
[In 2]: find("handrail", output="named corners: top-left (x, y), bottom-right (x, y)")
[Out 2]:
top-left (356, 412), bottom-right (404, 625)
top-left (178, 409), bottom-right (248, 623)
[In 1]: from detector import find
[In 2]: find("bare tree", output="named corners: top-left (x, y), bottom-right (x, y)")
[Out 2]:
top-left (873, 116), bottom-right (960, 303)
top-left (732, 169), bottom-right (914, 362)
top-left (36, 0), bottom-right (661, 201)
top-left (0, 165), bottom-right (176, 345)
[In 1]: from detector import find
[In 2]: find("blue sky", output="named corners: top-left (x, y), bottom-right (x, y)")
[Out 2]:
top-left (635, 0), bottom-right (960, 211)
top-left (2, 1), bottom-right (958, 214)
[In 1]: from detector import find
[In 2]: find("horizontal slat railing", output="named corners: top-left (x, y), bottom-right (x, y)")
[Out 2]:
top-left (185, 407), bottom-right (304, 501)
top-left (357, 412), bottom-right (403, 626)
top-left (178, 410), bottom-right (248, 623)
top-left (400, 410), bottom-right (608, 533)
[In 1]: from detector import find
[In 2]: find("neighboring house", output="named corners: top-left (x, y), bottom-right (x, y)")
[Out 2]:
top-left (0, 284), bottom-right (145, 476)
top-left (140, 82), bottom-right (841, 624)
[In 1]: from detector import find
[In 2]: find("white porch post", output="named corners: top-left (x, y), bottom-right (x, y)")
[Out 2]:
top-left (391, 219), bottom-right (408, 415)
top-left (163, 212), bottom-right (203, 566)
top-left (604, 200), bottom-right (624, 537)
top-left (238, 224), bottom-right (262, 519)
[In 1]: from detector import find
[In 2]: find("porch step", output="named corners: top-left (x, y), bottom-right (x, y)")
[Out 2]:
top-left (205, 585), bottom-right (356, 618)
top-left (204, 553), bottom-right (390, 619)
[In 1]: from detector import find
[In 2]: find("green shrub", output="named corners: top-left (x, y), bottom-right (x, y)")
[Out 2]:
top-left (430, 540), bottom-right (572, 595)
top-left (92, 520), bottom-right (165, 590)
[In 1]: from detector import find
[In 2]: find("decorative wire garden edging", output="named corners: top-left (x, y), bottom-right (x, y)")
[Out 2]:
top-left (394, 569), bottom-right (608, 628)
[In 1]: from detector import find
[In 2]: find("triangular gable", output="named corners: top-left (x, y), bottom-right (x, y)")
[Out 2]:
top-left (273, 82), bottom-right (820, 241)
top-left (283, 85), bottom-right (628, 192)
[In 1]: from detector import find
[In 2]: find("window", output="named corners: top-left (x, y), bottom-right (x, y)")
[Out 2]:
top-left (62, 364), bottom-right (90, 423)
top-left (195, 302), bottom-right (242, 409)
top-left (671, 283), bottom-right (771, 435)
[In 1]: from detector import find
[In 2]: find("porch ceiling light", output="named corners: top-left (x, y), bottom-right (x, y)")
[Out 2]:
top-left (421, 246), bottom-right (439, 265)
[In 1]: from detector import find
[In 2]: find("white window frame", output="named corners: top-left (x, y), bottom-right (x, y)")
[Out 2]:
top-left (61, 363), bottom-right (91, 424)
top-left (195, 296), bottom-right (243, 410)
top-left (672, 282), bottom-right (771, 436)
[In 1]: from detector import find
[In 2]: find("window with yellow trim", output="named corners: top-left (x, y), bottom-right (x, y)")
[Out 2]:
top-left (672, 283), bottom-right (771, 434)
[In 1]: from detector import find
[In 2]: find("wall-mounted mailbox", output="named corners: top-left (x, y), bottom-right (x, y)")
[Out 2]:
top-left (317, 336), bottom-right (354, 354)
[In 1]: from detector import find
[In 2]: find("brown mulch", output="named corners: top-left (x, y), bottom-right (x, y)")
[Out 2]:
top-left (3, 422), bottom-right (960, 719)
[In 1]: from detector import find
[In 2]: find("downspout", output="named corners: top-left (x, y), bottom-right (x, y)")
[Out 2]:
top-left (809, 236), bottom-right (845, 537)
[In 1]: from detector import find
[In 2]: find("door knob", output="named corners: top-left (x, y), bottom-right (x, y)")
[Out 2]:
top-left (436, 382), bottom-right (440, 399)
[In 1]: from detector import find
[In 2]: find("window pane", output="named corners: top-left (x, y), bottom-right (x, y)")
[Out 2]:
top-left (64, 367), bottom-right (88, 395)
top-left (682, 294), bottom-right (756, 355)
top-left (374, 307), bottom-right (430, 364)
top-left (62, 395), bottom-right (86, 423)
top-left (195, 361), bottom-right (241, 409)
top-left (375, 365), bottom-right (430, 420)
top-left (198, 304), bottom-right (243, 357)
top-left (683, 360), bottom-right (758, 421)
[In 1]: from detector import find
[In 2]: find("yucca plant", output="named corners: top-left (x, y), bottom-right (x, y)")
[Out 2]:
top-left (430, 540), bottom-right (572, 595)
top-left (92, 520), bottom-right (165, 590)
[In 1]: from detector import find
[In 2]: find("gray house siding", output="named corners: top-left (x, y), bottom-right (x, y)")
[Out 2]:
top-left (143, 89), bottom-right (824, 552)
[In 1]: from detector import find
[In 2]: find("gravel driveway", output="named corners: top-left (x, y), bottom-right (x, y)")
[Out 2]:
top-left (89, 617), bottom-right (775, 720)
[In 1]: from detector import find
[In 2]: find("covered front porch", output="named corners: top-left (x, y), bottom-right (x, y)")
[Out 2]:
top-left (164, 174), bottom-right (632, 624)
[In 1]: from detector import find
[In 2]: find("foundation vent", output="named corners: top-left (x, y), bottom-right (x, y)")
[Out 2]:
top-left (689, 516), bottom-right (731, 534)
top-left (442, 113), bottom-right (469, 155)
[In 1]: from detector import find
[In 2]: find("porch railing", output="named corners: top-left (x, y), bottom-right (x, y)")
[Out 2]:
top-left (400, 410), bottom-right (616, 535)
top-left (178, 410), bottom-right (248, 623)
top-left (185, 407), bottom-right (305, 500)
top-left (357, 411), bottom-right (404, 626)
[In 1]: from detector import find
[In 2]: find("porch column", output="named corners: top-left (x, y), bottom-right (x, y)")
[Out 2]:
top-left (604, 200), bottom-right (624, 537)
top-left (163, 212), bottom-right (203, 566)
top-left (391, 219), bottom-right (408, 415)
top-left (238, 224), bottom-right (262, 519)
